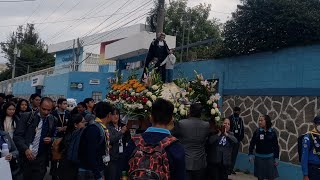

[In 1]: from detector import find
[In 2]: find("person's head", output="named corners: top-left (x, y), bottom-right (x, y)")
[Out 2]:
top-left (77, 102), bottom-right (86, 113)
top-left (169, 49), bottom-right (174, 54)
top-left (0, 93), bottom-right (5, 102)
top-left (39, 97), bottom-right (53, 118)
top-left (223, 118), bottom-right (231, 132)
top-left (158, 32), bottom-right (166, 41)
top-left (111, 108), bottom-right (120, 125)
top-left (95, 102), bottom-right (113, 125)
top-left (258, 115), bottom-right (272, 130)
top-left (233, 107), bottom-right (241, 116)
top-left (189, 103), bottom-right (202, 118)
top-left (29, 94), bottom-right (41, 108)
top-left (16, 99), bottom-right (30, 113)
top-left (151, 98), bottom-right (174, 129)
top-left (66, 114), bottom-right (86, 133)
top-left (5, 94), bottom-right (14, 102)
top-left (84, 98), bottom-right (95, 110)
top-left (52, 101), bottom-right (57, 109)
top-left (57, 98), bottom-right (68, 111)
top-left (2, 102), bottom-right (16, 117)
top-left (313, 116), bottom-right (320, 132)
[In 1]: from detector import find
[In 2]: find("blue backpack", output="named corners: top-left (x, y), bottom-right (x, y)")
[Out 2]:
top-left (67, 122), bottom-right (105, 164)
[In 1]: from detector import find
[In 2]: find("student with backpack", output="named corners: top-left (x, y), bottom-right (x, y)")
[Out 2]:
top-left (301, 116), bottom-right (320, 180)
top-left (249, 115), bottom-right (279, 180)
top-left (13, 97), bottom-right (57, 180)
top-left (57, 113), bottom-right (87, 180)
top-left (123, 98), bottom-right (186, 180)
top-left (78, 102), bottom-right (113, 180)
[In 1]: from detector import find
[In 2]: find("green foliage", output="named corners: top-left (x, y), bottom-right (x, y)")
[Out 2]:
top-left (223, 0), bottom-right (320, 56)
top-left (0, 24), bottom-right (55, 81)
top-left (147, 0), bottom-right (223, 61)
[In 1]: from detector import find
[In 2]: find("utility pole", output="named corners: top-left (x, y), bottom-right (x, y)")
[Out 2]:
top-left (156, 0), bottom-right (165, 35)
top-left (180, 22), bottom-right (185, 62)
top-left (72, 39), bottom-right (75, 71)
top-left (27, 65), bottom-right (30, 74)
top-left (75, 38), bottom-right (81, 71)
top-left (186, 14), bottom-right (191, 61)
top-left (11, 42), bottom-right (17, 80)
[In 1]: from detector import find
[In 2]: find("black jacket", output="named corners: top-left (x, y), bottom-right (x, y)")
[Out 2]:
top-left (207, 132), bottom-right (238, 166)
top-left (229, 114), bottom-right (245, 142)
top-left (51, 110), bottom-right (71, 137)
top-left (249, 128), bottom-right (280, 159)
top-left (13, 112), bottom-right (57, 158)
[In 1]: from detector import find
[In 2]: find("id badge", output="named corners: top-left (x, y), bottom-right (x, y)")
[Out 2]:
top-left (119, 144), bottom-right (124, 153)
top-left (235, 130), bottom-right (239, 134)
top-left (260, 134), bottom-right (264, 140)
top-left (103, 155), bottom-right (110, 163)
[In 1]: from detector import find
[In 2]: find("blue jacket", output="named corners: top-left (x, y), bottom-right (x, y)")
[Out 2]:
top-left (123, 127), bottom-right (186, 180)
top-left (301, 130), bottom-right (320, 176)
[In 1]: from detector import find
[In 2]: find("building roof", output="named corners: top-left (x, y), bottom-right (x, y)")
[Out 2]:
top-left (48, 24), bottom-right (150, 53)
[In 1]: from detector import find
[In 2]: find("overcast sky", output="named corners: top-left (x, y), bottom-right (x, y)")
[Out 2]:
top-left (0, 0), bottom-right (240, 63)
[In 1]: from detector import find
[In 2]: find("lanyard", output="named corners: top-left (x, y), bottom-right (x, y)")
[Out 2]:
top-left (58, 114), bottom-right (65, 126)
top-left (95, 118), bottom-right (110, 153)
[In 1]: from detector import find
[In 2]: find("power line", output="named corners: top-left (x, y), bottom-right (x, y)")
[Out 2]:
top-left (46, 0), bottom-right (114, 43)
top-left (0, 11), bottom-right (148, 28)
top-left (0, 0), bottom-right (35, 2)
top-left (24, 0), bottom-right (46, 24)
top-left (82, 0), bottom-right (134, 37)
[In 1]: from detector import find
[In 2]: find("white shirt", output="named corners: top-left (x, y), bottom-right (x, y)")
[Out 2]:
top-left (158, 41), bottom-right (164, 46)
top-left (160, 54), bottom-right (176, 69)
top-left (4, 116), bottom-right (14, 138)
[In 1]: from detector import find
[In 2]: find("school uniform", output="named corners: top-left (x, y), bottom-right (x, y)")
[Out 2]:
top-left (249, 128), bottom-right (279, 180)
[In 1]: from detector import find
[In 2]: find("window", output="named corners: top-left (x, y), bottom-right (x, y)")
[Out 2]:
top-left (92, 91), bottom-right (103, 102)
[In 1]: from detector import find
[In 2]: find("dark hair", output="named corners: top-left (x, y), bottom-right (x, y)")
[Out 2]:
top-left (263, 115), bottom-right (272, 130)
top-left (84, 98), bottom-right (94, 105)
top-left (16, 99), bottom-right (31, 114)
top-left (95, 102), bottom-right (113, 119)
top-left (40, 97), bottom-right (53, 105)
top-left (77, 102), bottom-right (87, 109)
top-left (0, 93), bottom-right (5, 99)
top-left (190, 103), bottom-right (203, 118)
top-left (29, 94), bottom-right (41, 101)
top-left (66, 114), bottom-right (83, 133)
top-left (233, 107), bottom-right (241, 112)
top-left (1, 102), bottom-right (17, 129)
top-left (57, 98), bottom-right (67, 105)
top-left (70, 107), bottom-right (79, 117)
top-left (5, 95), bottom-right (14, 102)
top-left (151, 98), bottom-right (174, 125)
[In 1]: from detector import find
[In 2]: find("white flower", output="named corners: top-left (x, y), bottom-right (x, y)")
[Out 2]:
top-left (180, 109), bottom-right (186, 116)
top-left (138, 104), bottom-right (144, 109)
top-left (179, 104), bottom-right (185, 110)
top-left (213, 103), bottom-right (218, 108)
top-left (152, 85), bottom-right (159, 90)
top-left (146, 101), bottom-right (152, 107)
top-left (146, 92), bottom-right (152, 97)
top-left (135, 93), bottom-right (140, 96)
top-left (211, 109), bottom-right (215, 115)
top-left (207, 100), bottom-right (213, 105)
top-left (215, 108), bottom-right (220, 114)
top-left (131, 92), bottom-right (135, 96)
top-left (214, 93), bottom-right (221, 101)
top-left (151, 95), bottom-right (157, 101)
top-left (173, 108), bottom-right (177, 113)
top-left (215, 116), bottom-right (220, 122)
top-left (175, 103), bottom-right (180, 108)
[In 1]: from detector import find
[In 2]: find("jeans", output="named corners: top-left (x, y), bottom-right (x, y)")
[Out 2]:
top-left (166, 69), bottom-right (173, 83)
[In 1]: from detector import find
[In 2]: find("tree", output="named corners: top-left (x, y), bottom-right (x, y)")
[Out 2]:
top-left (223, 0), bottom-right (320, 56)
top-left (0, 24), bottom-right (55, 81)
top-left (147, 0), bottom-right (222, 61)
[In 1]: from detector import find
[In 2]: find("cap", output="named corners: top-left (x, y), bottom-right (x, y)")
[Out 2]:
top-left (314, 116), bottom-right (320, 124)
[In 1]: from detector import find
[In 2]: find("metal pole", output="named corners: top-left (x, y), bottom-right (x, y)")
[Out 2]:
top-left (180, 22), bottom-right (185, 62)
top-left (11, 42), bottom-right (17, 80)
top-left (156, 0), bottom-right (165, 35)
top-left (186, 14), bottom-right (191, 61)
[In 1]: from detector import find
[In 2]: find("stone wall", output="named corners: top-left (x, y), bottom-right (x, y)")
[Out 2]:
top-left (222, 96), bottom-right (320, 164)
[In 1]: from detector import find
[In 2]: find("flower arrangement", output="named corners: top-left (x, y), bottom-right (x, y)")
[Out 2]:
top-left (106, 70), bottom-right (221, 125)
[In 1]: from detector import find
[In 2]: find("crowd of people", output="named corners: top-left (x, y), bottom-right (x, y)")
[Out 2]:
top-left (0, 92), bottom-right (319, 180)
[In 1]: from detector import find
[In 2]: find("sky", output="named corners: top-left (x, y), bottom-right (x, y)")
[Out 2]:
top-left (0, 0), bottom-right (240, 63)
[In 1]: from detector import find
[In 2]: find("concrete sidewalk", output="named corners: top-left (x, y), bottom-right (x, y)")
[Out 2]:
top-left (229, 172), bottom-right (256, 180)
